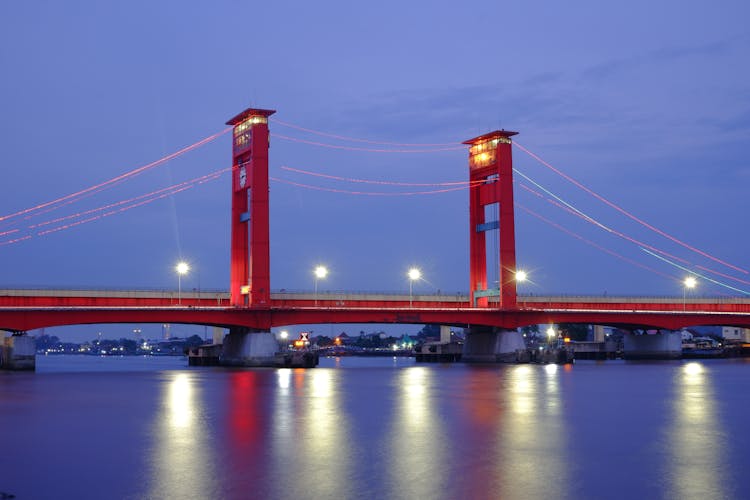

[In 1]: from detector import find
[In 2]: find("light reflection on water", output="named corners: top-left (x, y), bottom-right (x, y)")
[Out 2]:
top-left (389, 366), bottom-right (446, 499)
top-left (298, 369), bottom-right (351, 499)
top-left (497, 364), bottom-right (568, 498)
top-left (148, 372), bottom-right (218, 499)
top-left (667, 362), bottom-right (729, 500)
top-left (3, 356), bottom-right (750, 499)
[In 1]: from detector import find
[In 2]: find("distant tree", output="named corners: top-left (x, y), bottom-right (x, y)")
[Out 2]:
top-left (315, 336), bottom-right (333, 347)
top-left (416, 324), bottom-right (440, 339)
top-left (119, 338), bottom-right (138, 354)
top-left (559, 323), bottom-right (590, 341)
top-left (185, 335), bottom-right (205, 347)
top-left (520, 324), bottom-right (540, 336)
top-left (354, 334), bottom-right (382, 348)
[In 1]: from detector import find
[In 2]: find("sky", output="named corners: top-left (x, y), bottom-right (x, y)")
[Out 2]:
top-left (1, 0), bottom-right (749, 341)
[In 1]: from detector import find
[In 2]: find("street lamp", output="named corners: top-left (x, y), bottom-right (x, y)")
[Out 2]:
top-left (314, 265), bottom-right (328, 306)
top-left (279, 330), bottom-right (289, 351)
top-left (516, 270), bottom-right (528, 282)
top-left (683, 276), bottom-right (697, 311)
top-left (176, 261), bottom-right (190, 305)
top-left (546, 326), bottom-right (556, 344)
top-left (408, 268), bottom-right (421, 308)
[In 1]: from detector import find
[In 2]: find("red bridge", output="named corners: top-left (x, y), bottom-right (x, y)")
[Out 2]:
top-left (2, 107), bottom-right (749, 338)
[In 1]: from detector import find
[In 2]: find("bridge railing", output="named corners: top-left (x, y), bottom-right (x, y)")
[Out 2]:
top-left (518, 294), bottom-right (750, 304)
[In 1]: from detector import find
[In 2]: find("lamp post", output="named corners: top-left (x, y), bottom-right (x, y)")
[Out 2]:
top-left (314, 265), bottom-right (328, 306)
top-left (516, 270), bottom-right (528, 283)
top-left (176, 261), bottom-right (190, 305)
top-left (279, 330), bottom-right (289, 351)
top-left (683, 276), bottom-right (697, 311)
top-left (408, 268), bottom-right (421, 308)
top-left (546, 325), bottom-right (556, 345)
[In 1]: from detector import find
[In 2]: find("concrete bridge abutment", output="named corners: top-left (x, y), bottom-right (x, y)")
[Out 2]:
top-left (462, 326), bottom-right (526, 363)
top-left (1, 332), bottom-right (36, 371)
top-left (219, 327), bottom-right (278, 367)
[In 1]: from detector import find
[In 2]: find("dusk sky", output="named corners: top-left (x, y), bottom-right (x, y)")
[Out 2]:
top-left (2, 1), bottom-right (749, 340)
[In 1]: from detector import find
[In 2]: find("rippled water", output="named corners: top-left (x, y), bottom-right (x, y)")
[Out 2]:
top-left (2, 355), bottom-right (750, 499)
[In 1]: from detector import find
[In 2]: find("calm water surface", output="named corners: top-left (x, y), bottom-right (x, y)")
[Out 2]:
top-left (2, 355), bottom-right (750, 499)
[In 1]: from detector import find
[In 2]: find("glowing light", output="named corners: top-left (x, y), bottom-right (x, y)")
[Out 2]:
top-left (408, 268), bottom-right (422, 281)
top-left (279, 330), bottom-right (289, 340)
top-left (642, 248), bottom-right (750, 295)
top-left (176, 262), bottom-right (190, 275)
top-left (277, 368), bottom-right (291, 390)
top-left (168, 373), bottom-right (193, 429)
top-left (684, 362), bottom-right (704, 375)
top-left (684, 276), bottom-right (697, 289)
top-left (516, 270), bottom-right (528, 282)
top-left (546, 326), bottom-right (556, 338)
top-left (314, 266), bottom-right (328, 279)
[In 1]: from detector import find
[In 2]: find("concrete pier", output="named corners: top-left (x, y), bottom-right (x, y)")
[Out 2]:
top-left (623, 331), bottom-right (682, 360)
top-left (1, 333), bottom-right (36, 371)
top-left (219, 327), bottom-right (279, 367)
top-left (463, 327), bottom-right (526, 363)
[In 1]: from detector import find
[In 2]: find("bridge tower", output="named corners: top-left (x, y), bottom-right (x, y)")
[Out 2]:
top-left (464, 130), bottom-right (519, 308)
top-left (226, 108), bottom-right (276, 307)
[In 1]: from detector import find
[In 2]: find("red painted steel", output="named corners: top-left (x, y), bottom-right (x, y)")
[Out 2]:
top-left (464, 131), bottom-right (519, 308)
top-left (1, 300), bottom-right (750, 333)
top-left (2, 117), bottom-right (748, 336)
top-left (227, 108), bottom-right (275, 308)
top-left (1, 291), bottom-right (750, 333)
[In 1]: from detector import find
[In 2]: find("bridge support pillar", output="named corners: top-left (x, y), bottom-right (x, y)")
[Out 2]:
top-left (463, 326), bottom-right (526, 363)
top-left (593, 325), bottom-right (606, 343)
top-left (212, 327), bottom-right (226, 345)
top-left (1, 332), bottom-right (36, 371)
top-left (440, 325), bottom-right (452, 344)
top-left (623, 331), bottom-right (682, 360)
top-left (220, 327), bottom-right (278, 367)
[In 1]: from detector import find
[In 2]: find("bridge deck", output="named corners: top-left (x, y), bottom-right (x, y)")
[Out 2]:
top-left (1, 289), bottom-right (749, 332)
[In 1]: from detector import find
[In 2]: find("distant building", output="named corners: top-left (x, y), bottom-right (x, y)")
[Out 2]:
top-left (722, 327), bottom-right (750, 342)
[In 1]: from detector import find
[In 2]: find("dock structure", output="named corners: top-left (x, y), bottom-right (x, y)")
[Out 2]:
top-left (1, 333), bottom-right (35, 371)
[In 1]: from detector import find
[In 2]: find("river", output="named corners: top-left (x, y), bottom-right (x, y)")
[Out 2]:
top-left (1, 355), bottom-right (749, 499)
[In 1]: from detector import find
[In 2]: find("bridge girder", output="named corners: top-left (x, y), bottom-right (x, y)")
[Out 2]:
top-left (2, 307), bottom-right (750, 334)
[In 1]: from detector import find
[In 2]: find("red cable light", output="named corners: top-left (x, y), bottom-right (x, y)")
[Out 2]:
top-left (0, 128), bottom-right (231, 226)
top-left (272, 133), bottom-right (464, 153)
top-left (271, 118), bottom-right (461, 147)
top-left (514, 141), bottom-right (748, 274)
top-left (280, 165), bottom-right (480, 187)
top-left (270, 177), bottom-right (468, 196)
top-left (517, 202), bottom-right (676, 280)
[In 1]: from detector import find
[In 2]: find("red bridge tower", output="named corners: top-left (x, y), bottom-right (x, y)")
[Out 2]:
top-left (464, 130), bottom-right (519, 308)
top-left (226, 108), bottom-right (275, 307)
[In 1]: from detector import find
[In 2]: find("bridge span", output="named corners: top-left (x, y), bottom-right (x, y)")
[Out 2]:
top-left (1, 289), bottom-right (749, 332)
top-left (4, 107), bottom-right (749, 369)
